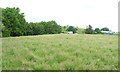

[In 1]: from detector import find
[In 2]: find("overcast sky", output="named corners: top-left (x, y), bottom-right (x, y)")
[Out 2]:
top-left (1, 0), bottom-right (119, 32)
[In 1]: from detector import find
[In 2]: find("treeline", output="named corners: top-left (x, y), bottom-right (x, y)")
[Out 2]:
top-left (0, 7), bottom-right (112, 37)
top-left (0, 7), bottom-right (62, 37)
top-left (26, 21), bottom-right (61, 35)
top-left (84, 25), bottom-right (110, 34)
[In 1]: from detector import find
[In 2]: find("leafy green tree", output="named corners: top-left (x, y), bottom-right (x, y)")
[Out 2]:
top-left (85, 25), bottom-right (94, 34)
top-left (2, 7), bottom-right (27, 37)
top-left (26, 22), bottom-right (45, 35)
top-left (61, 26), bottom-right (68, 33)
top-left (2, 27), bottom-right (10, 37)
top-left (51, 21), bottom-right (61, 34)
top-left (67, 26), bottom-right (77, 34)
top-left (26, 21), bottom-right (61, 35)
top-left (33, 23), bottom-right (44, 35)
top-left (101, 27), bottom-right (109, 31)
top-left (26, 22), bottom-right (34, 35)
top-left (44, 21), bottom-right (61, 34)
top-left (95, 28), bottom-right (101, 34)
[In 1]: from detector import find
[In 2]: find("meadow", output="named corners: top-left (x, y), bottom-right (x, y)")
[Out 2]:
top-left (2, 34), bottom-right (118, 70)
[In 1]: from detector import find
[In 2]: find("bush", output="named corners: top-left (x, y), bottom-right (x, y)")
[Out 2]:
top-left (2, 29), bottom-right (10, 37)
top-left (85, 25), bottom-right (94, 34)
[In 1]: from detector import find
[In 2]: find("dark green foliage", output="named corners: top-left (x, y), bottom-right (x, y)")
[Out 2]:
top-left (44, 21), bottom-right (62, 34)
top-left (26, 21), bottom-right (62, 35)
top-left (67, 26), bottom-right (77, 34)
top-left (85, 25), bottom-right (94, 34)
top-left (2, 7), bottom-right (27, 37)
top-left (2, 27), bottom-right (10, 37)
top-left (95, 28), bottom-right (102, 34)
top-left (1, 7), bottom-right (62, 37)
top-left (101, 27), bottom-right (109, 31)
top-left (26, 22), bottom-right (45, 35)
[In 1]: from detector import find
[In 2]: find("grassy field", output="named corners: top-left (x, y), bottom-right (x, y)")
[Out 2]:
top-left (2, 34), bottom-right (118, 70)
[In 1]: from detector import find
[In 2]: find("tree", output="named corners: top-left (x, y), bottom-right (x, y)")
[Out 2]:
top-left (32, 23), bottom-right (45, 35)
top-left (26, 22), bottom-right (45, 35)
top-left (26, 21), bottom-right (62, 35)
top-left (101, 27), bottom-right (109, 31)
top-left (61, 26), bottom-right (68, 33)
top-left (95, 28), bottom-right (101, 34)
top-left (44, 21), bottom-right (61, 34)
top-left (26, 23), bottom-right (33, 35)
top-left (85, 25), bottom-right (94, 34)
top-left (50, 21), bottom-right (61, 34)
top-left (2, 7), bottom-right (27, 37)
top-left (67, 26), bottom-right (77, 34)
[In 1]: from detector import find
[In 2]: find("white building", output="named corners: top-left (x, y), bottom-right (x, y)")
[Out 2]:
top-left (67, 31), bottom-right (73, 34)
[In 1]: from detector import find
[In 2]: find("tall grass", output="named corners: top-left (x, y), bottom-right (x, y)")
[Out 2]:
top-left (2, 34), bottom-right (118, 70)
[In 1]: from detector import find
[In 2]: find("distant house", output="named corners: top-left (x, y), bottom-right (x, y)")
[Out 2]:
top-left (101, 31), bottom-right (115, 34)
top-left (67, 31), bottom-right (73, 34)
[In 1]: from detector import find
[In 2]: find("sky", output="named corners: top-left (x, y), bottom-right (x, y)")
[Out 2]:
top-left (0, 0), bottom-right (119, 32)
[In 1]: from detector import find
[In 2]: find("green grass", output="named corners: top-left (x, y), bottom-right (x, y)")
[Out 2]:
top-left (2, 34), bottom-right (118, 70)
